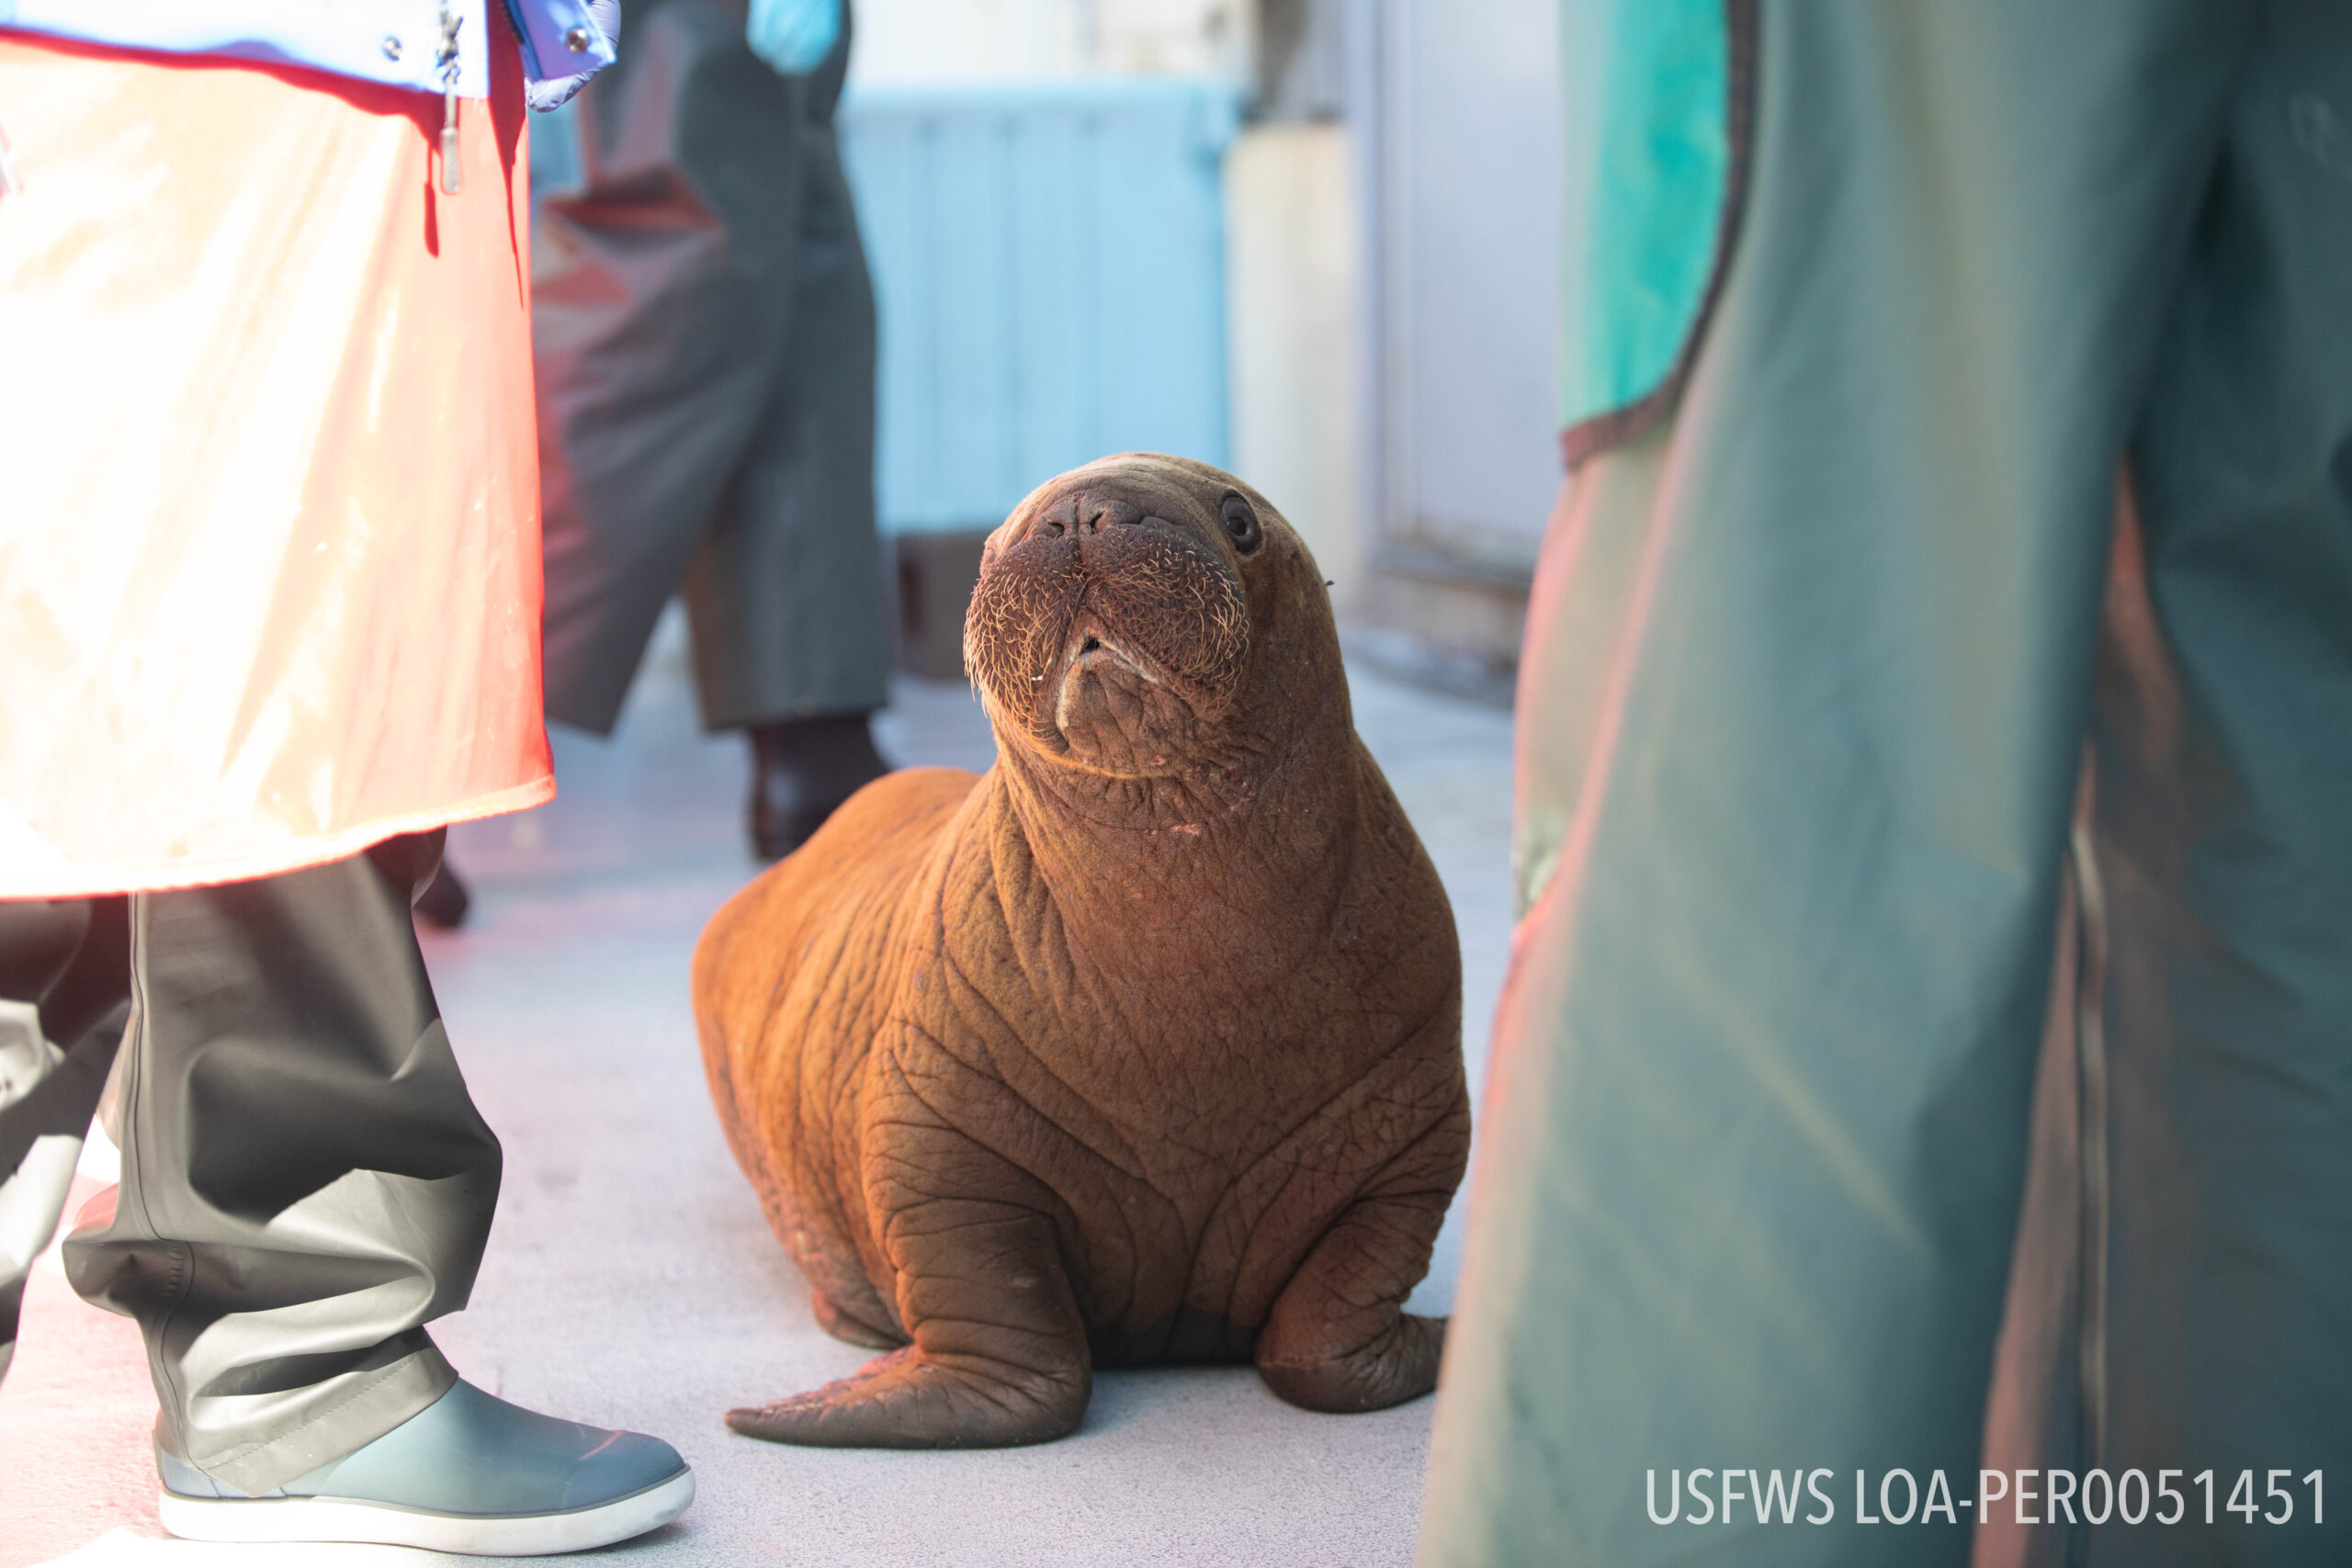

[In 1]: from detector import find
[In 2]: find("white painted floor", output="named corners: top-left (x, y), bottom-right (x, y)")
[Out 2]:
top-left (2, 621), bottom-right (1514, 1568)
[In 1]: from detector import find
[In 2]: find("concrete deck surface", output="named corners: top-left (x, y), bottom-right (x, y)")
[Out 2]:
top-left (1, 624), bottom-right (1513, 1568)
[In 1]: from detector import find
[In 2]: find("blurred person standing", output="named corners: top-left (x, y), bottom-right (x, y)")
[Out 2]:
top-left (1419, 3), bottom-right (2352, 1566)
top-left (0, 3), bottom-right (695, 1551)
top-left (534, 0), bottom-right (889, 861)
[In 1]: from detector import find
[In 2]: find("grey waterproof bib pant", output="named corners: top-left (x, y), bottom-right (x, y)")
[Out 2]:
top-left (0, 836), bottom-right (499, 1495)
top-left (1420, 4), bottom-right (2352, 1566)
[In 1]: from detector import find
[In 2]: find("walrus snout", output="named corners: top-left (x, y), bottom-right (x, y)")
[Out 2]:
top-left (966, 469), bottom-right (1252, 770)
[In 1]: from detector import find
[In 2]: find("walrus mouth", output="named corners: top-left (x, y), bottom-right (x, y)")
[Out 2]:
top-left (1050, 618), bottom-right (1187, 753)
top-left (1056, 624), bottom-right (1159, 714)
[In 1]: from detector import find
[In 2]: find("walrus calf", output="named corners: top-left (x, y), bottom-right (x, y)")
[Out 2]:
top-left (692, 454), bottom-right (1469, 1448)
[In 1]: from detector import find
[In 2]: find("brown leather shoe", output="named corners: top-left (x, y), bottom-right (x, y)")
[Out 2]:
top-left (748, 714), bottom-right (889, 861)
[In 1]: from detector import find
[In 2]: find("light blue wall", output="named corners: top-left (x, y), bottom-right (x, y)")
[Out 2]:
top-left (840, 78), bottom-right (1240, 535)
top-left (527, 77), bottom-right (1240, 539)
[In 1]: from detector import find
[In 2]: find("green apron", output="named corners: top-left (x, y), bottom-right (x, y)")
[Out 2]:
top-left (1421, 4), bottom-right (2352, 1564)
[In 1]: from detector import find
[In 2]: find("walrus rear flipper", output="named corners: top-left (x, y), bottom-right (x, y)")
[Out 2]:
top-left (691, 766), bottom-right (977, 1352)
top-left (808, 1288), bottom-right (903, 1349)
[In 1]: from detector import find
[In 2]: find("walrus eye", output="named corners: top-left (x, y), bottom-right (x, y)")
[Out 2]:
top-left (1220, 494), bottom-right (1261, 554)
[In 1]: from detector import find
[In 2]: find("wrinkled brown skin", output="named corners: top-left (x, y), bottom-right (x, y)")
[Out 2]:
top-left (693, 454), bottom-right (1468, 1449)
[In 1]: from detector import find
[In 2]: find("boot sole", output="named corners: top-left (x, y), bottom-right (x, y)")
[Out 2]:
top-left (156, 1467), bottom-right (693, 1555)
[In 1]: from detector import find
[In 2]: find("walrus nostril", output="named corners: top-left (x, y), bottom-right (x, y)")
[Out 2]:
top-left (1080, 636), bottom-right (1101, 654)
top-left (1069, 498), bottom-right (1143, 536)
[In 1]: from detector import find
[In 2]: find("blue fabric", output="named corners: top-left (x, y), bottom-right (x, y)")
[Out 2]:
top-left (508, 0), bottom-right (617, 109)
top-left (1555, 0), bottom-right (1729, 436)
top-left (0, 0), bottom-right (614, 104)
top-left (746, 0), bottom-right (837, 76)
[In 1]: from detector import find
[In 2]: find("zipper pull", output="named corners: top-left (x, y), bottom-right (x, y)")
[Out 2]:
top-left (441, 81), bottom-right (462, 195)
top-left (436, 5), bottom-right (464, 197)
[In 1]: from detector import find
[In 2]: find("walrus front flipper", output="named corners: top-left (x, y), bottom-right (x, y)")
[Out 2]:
top-left (725, 1342), bottom-right (1088, 1449)
top-left (1254, 1114), bottom-right (1466, 1413)
top-left (1259, 1300), bottom-right (1446, 1414)
top-left (727, 1203), bottom-right (1092, 1448)
top-left (1256, 1213), bottom-right (1449, 1412)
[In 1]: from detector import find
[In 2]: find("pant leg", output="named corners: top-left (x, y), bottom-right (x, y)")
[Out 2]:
top-left (62, 836), bottom-right (501, 1495)
top-left (0, 897), bottom-right (130, 1388)
top-left (2083, 7), bottom-right (2352, 1562)
top-left (1417, 6), bottom-right (2252, 1565)
top-left (535, 0), bottom-right (806, 734)
top-left (680, 92), bottom-right (892, 728)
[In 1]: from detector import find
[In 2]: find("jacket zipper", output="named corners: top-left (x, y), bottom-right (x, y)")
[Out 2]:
top-left (436, 3), bottom-right (464, 196)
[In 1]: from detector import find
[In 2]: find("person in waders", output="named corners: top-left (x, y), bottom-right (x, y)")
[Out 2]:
top-left (1420, 5), bottom-right (2352, 1566)
top-left (0, 2), bottom-right (695, 1551)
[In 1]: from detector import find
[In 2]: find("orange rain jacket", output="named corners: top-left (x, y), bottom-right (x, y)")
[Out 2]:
top-left (0, 26), bottom-right (551, 897)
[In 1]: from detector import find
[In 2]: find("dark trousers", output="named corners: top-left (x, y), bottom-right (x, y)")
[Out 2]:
top-left (534, 0), bottom-right (891, 736)
top-left (0, 835), bottom-right (499, 1495)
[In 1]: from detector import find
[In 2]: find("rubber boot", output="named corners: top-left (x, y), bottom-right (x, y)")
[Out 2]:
top-left (155, 1380), bottom-right (693, 1554)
